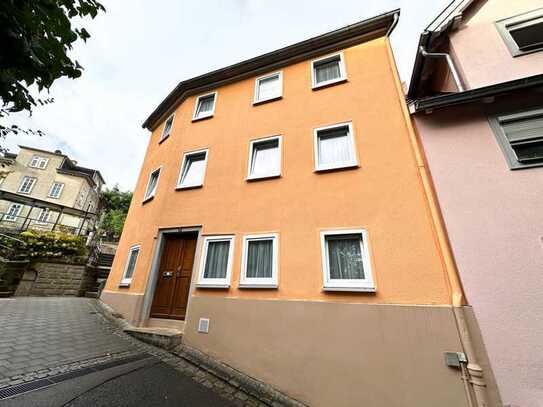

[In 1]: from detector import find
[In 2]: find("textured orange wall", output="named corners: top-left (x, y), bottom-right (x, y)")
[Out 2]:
top-left (105, 37), bottom-right (450, 305)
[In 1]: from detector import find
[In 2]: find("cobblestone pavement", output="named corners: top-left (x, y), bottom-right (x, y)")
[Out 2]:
top-left (0, 297), bottom-right (265, 406)
top-left (0, 297), bottom-right (137, 387)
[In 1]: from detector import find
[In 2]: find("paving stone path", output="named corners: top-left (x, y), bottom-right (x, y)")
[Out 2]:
top-left (0, 297), bottom-right (264, 406)
top-left (0, 297), bottom-right (136, 387)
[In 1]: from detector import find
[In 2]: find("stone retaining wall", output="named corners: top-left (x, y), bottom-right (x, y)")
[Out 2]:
top-left (16, 261), bottom-right (93, 297)
top-left (0, 258), bottom-right (29, 296)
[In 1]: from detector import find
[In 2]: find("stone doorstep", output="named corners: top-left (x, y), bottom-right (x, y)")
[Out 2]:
top-left (123, 327), bottom-right (183, 351)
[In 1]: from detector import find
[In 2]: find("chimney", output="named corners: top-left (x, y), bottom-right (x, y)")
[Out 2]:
top-left (54, 149), bottom-right (62, 154)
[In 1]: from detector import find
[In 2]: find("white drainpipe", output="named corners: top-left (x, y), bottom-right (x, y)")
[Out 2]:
top-left (420, 46), bottom-right (465, 92)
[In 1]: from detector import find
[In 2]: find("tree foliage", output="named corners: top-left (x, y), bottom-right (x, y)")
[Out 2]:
top-left (99, 185), bottom-right (133, 240)
top-left (0, 0), bottom-right (105, 146)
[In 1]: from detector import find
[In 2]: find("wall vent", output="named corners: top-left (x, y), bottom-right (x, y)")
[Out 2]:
top-left (198, 318), bottom-right (210, 333)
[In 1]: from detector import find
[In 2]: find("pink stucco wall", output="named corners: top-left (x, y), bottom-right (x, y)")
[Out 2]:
top-left (450, 0), bottom-right (543, 89)
top-left (415, 105), bottom-right (543, 407)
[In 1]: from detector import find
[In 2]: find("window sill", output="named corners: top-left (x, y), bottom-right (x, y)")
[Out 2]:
top-left (322, 286), bottom-right (376, 293)
top-left (510, 47), bottom-right (543, 58)
top-left (253, 95), bottom-right (282, 106)
top-left (314, 163), bottom-right (359, 173)
top-left (192, 114), bottom-right (214, 122)
top-left (142, 195), bottom-right (155, 205)
top-left (196, 283), bottom-right (230, 289)
top-left (176, 184), bottom-right (203, 190)
top-left (238, 283), bottom-right (278, 289)
top-left (312, 77), bottom-right (347, 90)
top-left (158, 134), bottom-right (170, 144)
top-left (119, 282), bottom-right (131, 288)
top-left (246, 174), bottom-right (281, 182)
top-left (509, 161), bottom-right (543, 170)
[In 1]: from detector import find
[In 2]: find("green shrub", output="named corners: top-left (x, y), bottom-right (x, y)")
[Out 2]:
top-left (18, 230), bottom-right (87, 259)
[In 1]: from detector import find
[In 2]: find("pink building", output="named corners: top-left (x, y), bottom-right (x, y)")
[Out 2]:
top-left (409, 1), bottom-right (543, 406)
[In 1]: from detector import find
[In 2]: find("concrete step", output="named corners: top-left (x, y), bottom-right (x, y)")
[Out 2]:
top-left (123, 327), bottom-right (183, 351)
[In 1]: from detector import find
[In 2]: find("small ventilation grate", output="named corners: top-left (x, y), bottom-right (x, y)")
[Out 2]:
top-left (198, 318), bottom-right (210, 333)
top-left (0, 353), bottom-right (151, 400)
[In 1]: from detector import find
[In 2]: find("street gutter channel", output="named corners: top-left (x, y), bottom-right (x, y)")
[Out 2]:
top-left (0, 353), bottom-right (152, 400)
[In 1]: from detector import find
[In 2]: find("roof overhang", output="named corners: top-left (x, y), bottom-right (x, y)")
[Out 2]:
top-left (407, 0), bottom-right (480, 98)
top-left (142, 9), bottom-right (400, 131)
top-left (410, 73), bottom-right (543, 113)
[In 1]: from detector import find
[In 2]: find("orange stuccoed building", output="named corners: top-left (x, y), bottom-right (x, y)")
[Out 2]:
top-left (102, 10), bottom-right (498, 407)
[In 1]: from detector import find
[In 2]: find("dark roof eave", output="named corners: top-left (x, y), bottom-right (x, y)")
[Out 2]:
top-left (406, 31), bottom-right (431, 98)
top-left (406, 0), bottom-right (479, 99)
top-left (411, 73), bottom-right (543, 113)
top-left (142, 9), bottom-right (400, 131)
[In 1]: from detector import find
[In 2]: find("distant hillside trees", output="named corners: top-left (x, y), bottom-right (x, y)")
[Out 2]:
top-left (99, 185), bottom-right (132, 240)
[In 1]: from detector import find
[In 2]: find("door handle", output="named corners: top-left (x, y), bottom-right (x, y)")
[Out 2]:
top-left (163, 271), bottom-right (173, 277)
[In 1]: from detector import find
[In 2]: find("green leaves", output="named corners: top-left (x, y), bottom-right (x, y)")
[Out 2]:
top-left (18, 230), bottom-right (87, 258)
top-left (99, 186), bottom-right (133, 240)
top-left (0, 0), bottom-right (105, 145)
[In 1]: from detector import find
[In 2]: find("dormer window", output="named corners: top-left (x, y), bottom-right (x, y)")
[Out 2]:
top-left (192, 92), bottom-right (217, 121)
top-left (29, 155), bottom-right (49, 169)
top-left (496, 9), bottom-right (543, 56)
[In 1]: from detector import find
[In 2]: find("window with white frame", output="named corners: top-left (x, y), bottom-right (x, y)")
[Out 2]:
top-left (36, 208), bottom-right (50, 224)
top-left (192, 92), bottom-right (217, 121)
top-left (314, 122), bottom-right (357, 171)
top-left (48, 182), bottom-right (64, 199)
top-left (160, 114), bottom-right (175, 142)
top-left (254, 72), bottom-right (282, 104)
top-left (320, 229), bottom-right (374, 291)
top-left (4, 203), bottom-right (22, 221)
top-left (121, 245), bottom-right (140, 286)
top-left (247, 136), bottom-right (281, 180)
top-left (29, 155), bottom-right (49, 169)
top-left (197, 235), bottom-right (235, 287)
top-left (496, 9), bottom-right (543, 57)
top-left (240, 233), bottom-right (278, 288)
top-left (18, 176), bottom-right (37, 194)
top-left (143, 168), bottom-right (161, 201)
top-left (311, 52), bottom-right (347, 89)
top-left (177, 150), bottom-right (208, 189)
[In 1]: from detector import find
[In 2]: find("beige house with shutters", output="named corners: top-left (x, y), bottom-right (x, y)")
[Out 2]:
top-left (0, 146), bottom-right (104, 235)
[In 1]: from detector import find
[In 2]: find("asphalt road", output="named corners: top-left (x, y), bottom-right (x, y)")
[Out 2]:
top-left (3, 357), bottom-right (236, 407)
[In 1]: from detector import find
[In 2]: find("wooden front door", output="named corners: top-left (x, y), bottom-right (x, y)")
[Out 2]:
top-left (150, 234), bottom-right (197, 320)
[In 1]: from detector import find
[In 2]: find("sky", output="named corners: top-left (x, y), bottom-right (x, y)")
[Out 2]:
top-left (4, 0), bottom-right (450, 190)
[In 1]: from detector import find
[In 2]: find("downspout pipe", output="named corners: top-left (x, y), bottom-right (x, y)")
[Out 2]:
top-left (419, 46), bottom-right (465, 92)
top-left (384, 40), bottom-right (489, 407)
top-left (386, 12), bottom-right (399, 37)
